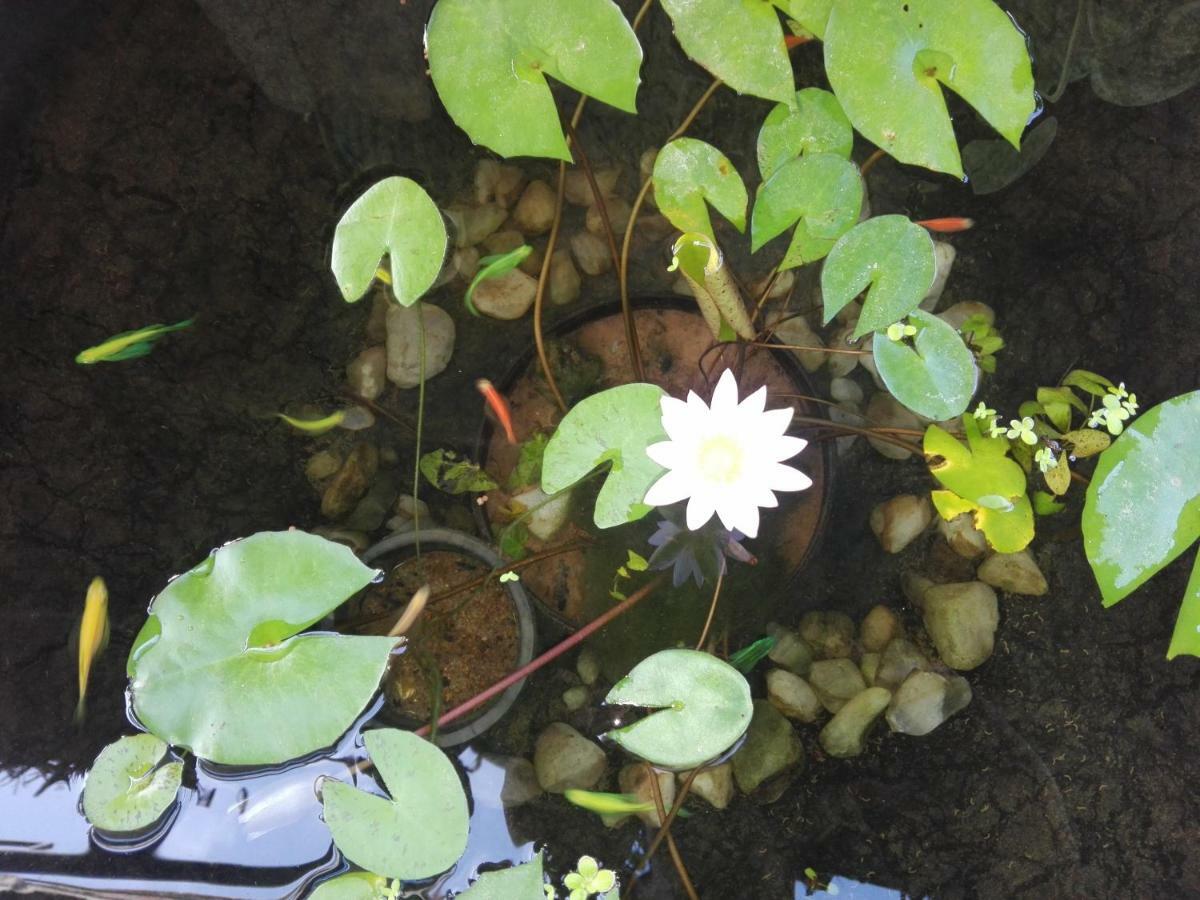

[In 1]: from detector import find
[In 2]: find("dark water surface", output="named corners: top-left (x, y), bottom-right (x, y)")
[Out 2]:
top-left (2, 1), bottom-right (1199, 897)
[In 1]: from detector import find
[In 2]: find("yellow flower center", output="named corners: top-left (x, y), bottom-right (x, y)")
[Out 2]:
top-left (697, 434), bottom-right (743, 485)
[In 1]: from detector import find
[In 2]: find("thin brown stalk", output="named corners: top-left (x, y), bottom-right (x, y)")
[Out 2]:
top-left (748, 340), bottom-right (868, 356)
top-left (694, 568), bottom-right (724, 650)
top-left (387, 584), bottom-right (429, 638)
top-left (340, 390), bottom-right (415, 434)
top-left (624, 769), bottom-right (700, 898)
top-left (417, 573), bottom-right (666, 735)
top-left (792, 415), bottom-right (923, 455)
top-left (648, 771), bottom-right (699, 900)
top-left (532, 161), bottom-right (569, 413)
top-left (860, 147), bottom-right (887, 176)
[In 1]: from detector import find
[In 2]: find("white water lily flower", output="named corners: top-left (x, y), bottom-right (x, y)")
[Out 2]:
top-left (643, 369), bottom-right (811, 539)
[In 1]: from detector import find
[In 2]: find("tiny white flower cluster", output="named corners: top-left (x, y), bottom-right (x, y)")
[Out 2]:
top-left (972, 403), bottom-right (1057, 472)
top-left (1088, 382), bottom-right (1138, 435)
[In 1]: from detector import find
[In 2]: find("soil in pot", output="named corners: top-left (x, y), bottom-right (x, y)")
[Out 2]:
top-left (478, 305), bottom-right (831, 677)
top-left (350, 550), bottom-right (519, 725)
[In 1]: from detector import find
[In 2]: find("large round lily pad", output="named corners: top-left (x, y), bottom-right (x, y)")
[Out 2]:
top-left (127, 531), bottom-right (395, 765)
top-left (604, 649), bottom-right (752, 769)
top-left (322, 729), bottom-right (470, 880)
top-left (82, 734), bottom-right (182, 833)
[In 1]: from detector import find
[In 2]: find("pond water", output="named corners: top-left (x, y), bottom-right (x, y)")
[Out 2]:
top-left (2, 1), bottom-right (1199, 898)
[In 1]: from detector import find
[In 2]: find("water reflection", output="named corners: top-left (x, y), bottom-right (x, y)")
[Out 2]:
top-left (794, 874), bottom-right (918, 899)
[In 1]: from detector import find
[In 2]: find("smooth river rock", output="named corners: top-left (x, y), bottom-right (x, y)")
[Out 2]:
top-left (808, 659), bottom-right (867, 713)
top-left (871, 494), bottom-right (934, 553)
top-left (385, 302), bottom-right (455, 388)
top-left (819, 687), bottom-right (892, 758)
top-left (733, 700), bottom-right (803, 794)
top-left (977, 550), bottom-right (1048, 596)
top-left (533, 723), bottom-right (607, 794)
top-left (886, 670), bottom-right (973, 736)
top-left (922, 581), bottom-right (999, 670)
top-left (766, 669), bottom-right (823, 723)
top-left (798, 611), bottom-right (855, 659)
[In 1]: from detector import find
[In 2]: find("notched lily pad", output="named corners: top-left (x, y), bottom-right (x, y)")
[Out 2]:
top-left (427, 0), bottom-right (642, 160)
top-left (127, 531), bottom-right (395, 765)
top-left (872, 311), bottom-right (978, 420)
top-left (963, 117), bottom-right (1058, 195)
top-left (309, 872), bottom-right (394, 900)
top-left (541, 383), bottom-right (667, 529)
top-left (322, 729), bottom-right (469, 880)
top-left (751, 152), bottom-right (862, 268)
top-left (83, 734), bottom-right (183, 834)
top-left (331, 177), bottom-right (448, 307)
top-left (821, 215), bottom-right (936, 337)
top-left (604, 649), bottom-right (753, 769)
top-left (756, 88), bottom-right (853, 180)
top-left (653, 139), bottom-right (748, 241)
top-left (457, 852), bottom-right (546, 899)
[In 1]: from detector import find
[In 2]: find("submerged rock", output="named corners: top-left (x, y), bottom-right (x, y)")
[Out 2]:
top-left (570, 230), bottom-right (612, 276)
top-left (922, 581), bottom-right (999, 670)
top-left (799, 611), bottom-right (855, 659)
top-left (548, 250), bottom-right (581, 306)
top-left (733, 700), bottom-right (803, 794)
top-left (346, 346), bottom-right (388, 401)
top-left (576, 647), bottom-right (601, 686)
top-left (766, 623), bottom-right (814, 676)
top-left (305, 450), bottom-right (342, 482)
top-left (472, 268), bottom-right (537, 320)
top-left (683, 761), bottom-right (734, 810)
top-left (770, 314), bottom-right (826, 373)
top-left (385, 303), bottom-right (455, 388)
top-left (766, 669), bottom-right (823, 723)
top-left (938, 300), bottom-right (995, 332)
top-left (865, 394), bottom-right (923, 460)
top-left (860, 605), bottom-right (903, 653)
top-left (493, 755), bottom-right (542, 808)
top-left (565, 166), bottom-right (620, 206)
top-left (918, 241), bottom-right (956, 311)
top-left (859, 652), bottom-right (880, 685)
top-left (938, 512), bottom-right (989, 559)
top-left (449, 203), bottom-right (507, 248)
top-left (977, 550), bottom-right (1048, 596)
top-left (321, 442), bottom-right (378, 520)
top-left (808, 659), bottom-right (867, 713)
top-left (819, 687), bottom-right (892, 758)
top-left (512, 180), bottom-right (557, 235)
top-left (873, 637), bottom-right (931, 690)
top-left (562, 685), bottom-right (589, 711)
top-left (533, 723), bottom-right (607, 794)
top-left (586, 195), bottom-right (632, 237)
top-left (886, 670), bottom-right (973, 736)
top-left (870, 494), bottom-right (933, 553)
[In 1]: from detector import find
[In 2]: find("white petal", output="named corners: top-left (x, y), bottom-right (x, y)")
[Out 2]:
top-left (767, 462), bottom-right (812, 493)
top-left (659, 396), bottom-right (692, 441)
top-left (646, 440), bottom-right (684, 469)
top-left (737, 384), bottom-right (767, 418)
top-left (685, 491), bottom-right (718, 531)
top-left (768, 435), bottom-right (808, 462)
top-left (710, 369), bottom-right (740, 416)
top-left (749, 485), bottom-right (779, 508)
top-left (756, 406), bottom-right (795, 437)
top-left (643, 469), bottom-right (694, 507)
top-left (717, 494), bottom-right (760, 539)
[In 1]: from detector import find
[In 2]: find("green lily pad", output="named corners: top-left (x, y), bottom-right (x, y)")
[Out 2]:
top-left (750, 152), bottom-right (862, 269)
top-left (127, 531), bottom-right (395, 765)
top-left (1082, 391), bottom-right (1200, 659)
top-left (963, 117), bottom-right (1058, 195)
top-left (604, 649), bottom-right (753, 769)
top-left (787, 0), bottom-right (835, 39)
top-left (660, 0), bottom-right (794, 105)
top-left (541, 383), bottom-right (667, 529)
top-left (458, 853), bottom-right (546, 899)
top-left (872, 311), bottom-right (978, 420)
top-left (821, 215), bottom-right (936, 338)
top-left (426, 0), bottom-right (642, 160)
top-left (309, 872), bottom-right (394, 900)
top-left (323, 729), bottom-right (469, 880)
top-left (824, 0), bottom-right (1036, 178)
top-left (653, 139), bottom-right (748, 241)
top-left (756, 88), bottom-right (853, 180)
top-left (82, 734), bottom-right (182, 833)
top-left (331, 177), bottom-right (447, 307)
top-left (931, 489), bottom-right (1034, 553)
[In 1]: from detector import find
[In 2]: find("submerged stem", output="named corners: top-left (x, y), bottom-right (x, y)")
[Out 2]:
top-left (532, 162), bottom-right (569, 413)
top-left (412, 305), bottom-right (427, 557)
top-left (416, 573), bottom-right (666, 736)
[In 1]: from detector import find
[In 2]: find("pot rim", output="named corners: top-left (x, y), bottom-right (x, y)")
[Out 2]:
top-left (471, 296), bottom-right (837, 631)
top-left (361, 527), bottom-right (537, 747)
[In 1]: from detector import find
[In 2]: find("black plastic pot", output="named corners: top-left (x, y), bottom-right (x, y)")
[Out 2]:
top-left (361, 527), bottom-right (537, 747)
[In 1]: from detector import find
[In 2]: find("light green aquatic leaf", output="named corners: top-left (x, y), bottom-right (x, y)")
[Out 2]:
top-left (824, 0), bottom-right (1036, 178)
top-left (963, 117), bottom-right (1058, 195)
top-left (457, 853), bottom-right (546, 899)
top-left (427, 0), bottom-right (642, 160)
top-left (128, 531), bottom-right (394, 765)
top-left (1082, 391), bottom-right (1200, 659)
top-left (653, 139), bottom-right (748, 241)
top-left (821, 215), bottom-right (936, 337)
top-left (756, 88), bottom-right (853, 179)
top-left (542, 383), bottom-right (667, 529)
top-left (331, 177), bottom-right (447, 307)
top-left (309, 873), bottom-right (393, 900)
top-left (872, 311), bottom-right (978, 420)
top-left (322, 729), bottom-right (469, 880)
top-left (82, 735), bottom-right (182, 833)
top-left (785, 0), bottom-right (835, 39)
top-left (604, 649), bottom-right (753, 769)
top-left (421, 449), bottom-right (499, 494)
top-left (660, 0), bottom-right (794, 105)
top-left (751, 153), bottom-right (862, 269)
